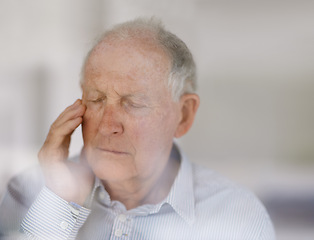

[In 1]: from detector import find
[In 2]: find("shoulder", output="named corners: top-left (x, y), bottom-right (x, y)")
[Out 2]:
top-left (191, 163), bottom-right (243, 200)
top-left (190, 163), bottom-right (275, 239)
top-left (191, 162), bottom-right (267, 213)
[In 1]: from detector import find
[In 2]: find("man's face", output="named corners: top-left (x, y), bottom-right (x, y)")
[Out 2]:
top-left (81, 38), bottom-right (181, 183)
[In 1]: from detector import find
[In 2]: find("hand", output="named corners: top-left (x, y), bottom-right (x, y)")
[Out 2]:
top-left (38, 99), bottom-right (94, 205)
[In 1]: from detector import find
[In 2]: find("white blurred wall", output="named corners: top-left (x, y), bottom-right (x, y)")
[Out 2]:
top-left (1, 1), bottom-right (314, 239)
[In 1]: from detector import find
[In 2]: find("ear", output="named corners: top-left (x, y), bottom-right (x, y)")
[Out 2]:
top-left (175, 94), bottom-right (200, 138)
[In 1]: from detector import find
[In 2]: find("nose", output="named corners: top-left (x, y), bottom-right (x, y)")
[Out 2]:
top-left (98, 105), bottom-right (124, 136)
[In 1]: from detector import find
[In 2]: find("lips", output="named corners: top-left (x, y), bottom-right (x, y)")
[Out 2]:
top-left (96, 147), bottom-right (129, 155)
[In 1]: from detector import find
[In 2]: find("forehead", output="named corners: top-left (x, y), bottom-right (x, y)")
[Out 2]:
top-left (83, 38), bottom-right (171, 92)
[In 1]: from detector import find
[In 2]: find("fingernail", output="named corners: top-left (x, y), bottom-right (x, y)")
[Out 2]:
top-left (74, 99), bottom-right (81, 106)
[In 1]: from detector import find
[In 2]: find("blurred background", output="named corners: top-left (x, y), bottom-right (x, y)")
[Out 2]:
top-left (0, 0), bottom-right (313, 239)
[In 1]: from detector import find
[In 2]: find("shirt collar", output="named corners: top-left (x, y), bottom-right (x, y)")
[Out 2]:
top-left (84, 177), bottom-right (102, 208)
top-left (163, 144), bottom-right (195, 225)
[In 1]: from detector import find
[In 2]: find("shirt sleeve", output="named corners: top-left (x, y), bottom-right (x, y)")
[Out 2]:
top-left (20, 187), bottom-right (91, 240)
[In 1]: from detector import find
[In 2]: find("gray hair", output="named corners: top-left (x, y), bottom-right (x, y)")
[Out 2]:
top-left (81, 17), bottom-right (197, 101)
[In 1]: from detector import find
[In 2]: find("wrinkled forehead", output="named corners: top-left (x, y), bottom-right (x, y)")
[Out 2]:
top-left (82, 37), bottom-right (172, 93)
top-left (86, 36), bottom-right (170, 73)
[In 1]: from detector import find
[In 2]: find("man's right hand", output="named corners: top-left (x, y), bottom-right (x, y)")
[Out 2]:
top-left (38, 99), bottom-right (94, 206)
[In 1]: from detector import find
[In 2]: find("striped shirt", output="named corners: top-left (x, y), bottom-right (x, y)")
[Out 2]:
top-left (0, 148), bottom-right (275, 239)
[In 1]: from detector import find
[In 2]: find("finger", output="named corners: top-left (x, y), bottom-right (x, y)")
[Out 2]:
top-left (56, 99), bottom-right (80, 119)
top-left (53, 103), bottom-right (86, 129)
top-left (39, 116), bottom-right (83, 163)
top-left (48, 116), bottom-right (83, 144)
top-left (56, 99), bottom-right (83, 123)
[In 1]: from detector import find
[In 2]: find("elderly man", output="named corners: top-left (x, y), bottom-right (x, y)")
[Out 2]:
top-left (0, 18), bottom-right (275, 239)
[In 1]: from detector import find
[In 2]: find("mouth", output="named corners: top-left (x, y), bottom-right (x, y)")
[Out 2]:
top-left (96, 147), bottom-right (129, 155)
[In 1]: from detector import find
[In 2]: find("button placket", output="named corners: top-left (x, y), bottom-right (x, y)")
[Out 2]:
top-left (111, 213), bottom-right (132, 239)
top-left (114, 229), bottom-right (123, 237)
top-left (60, 221), bottom-right (69, 230)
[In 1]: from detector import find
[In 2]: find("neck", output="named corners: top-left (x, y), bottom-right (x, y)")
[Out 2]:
top-left (102, 146), bottom-right (181, 210)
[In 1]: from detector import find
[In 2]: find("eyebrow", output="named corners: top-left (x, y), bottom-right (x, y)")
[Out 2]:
top-left (83, 89), bottom-right (104, 97)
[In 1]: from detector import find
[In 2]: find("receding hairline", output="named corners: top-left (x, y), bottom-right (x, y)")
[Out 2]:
top-left (80, 17), bottom-right (197, 101)
top-left (81, 28), bottom-right (172, 82)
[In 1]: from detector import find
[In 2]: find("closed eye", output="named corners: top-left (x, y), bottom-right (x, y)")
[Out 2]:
top-left (122, 100), bottom-right (146, 109)
top-left (129, 102), bottom-right (145, 108)
top-left (88, 98), bottom-right (104, 103)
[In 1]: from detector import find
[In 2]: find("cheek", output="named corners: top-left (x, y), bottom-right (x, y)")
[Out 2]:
top-left (131, 111), bottom-right (177, 146)
top-left (82, 108), bottom-right (102, 143)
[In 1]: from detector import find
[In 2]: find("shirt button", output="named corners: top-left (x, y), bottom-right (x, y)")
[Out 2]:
top-left (114, 229), bottom-right (123, 237)
top-left (60, 221), bottom-right (69, 230)
top-left (118, 214), bottom-right (127, 222)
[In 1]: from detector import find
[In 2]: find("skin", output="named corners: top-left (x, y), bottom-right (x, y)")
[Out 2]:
top-left (38, 35), bottom-right (200, 209)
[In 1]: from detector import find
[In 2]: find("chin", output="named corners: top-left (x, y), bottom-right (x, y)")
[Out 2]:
top-left (86, 152), bottom-right (138, 182)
